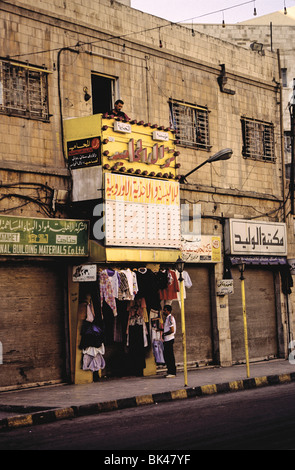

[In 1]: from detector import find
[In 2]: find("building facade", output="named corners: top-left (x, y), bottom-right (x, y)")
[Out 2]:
top-left (0, 0), bottom-right (292, 389)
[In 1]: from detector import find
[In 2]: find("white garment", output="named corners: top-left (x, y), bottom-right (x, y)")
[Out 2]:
top-left (121, 269), bottom-right (138, 300)
top-left (82, 345), bottom-right (105, 371)
top-left (176, 270), bottom-right (192, 306)
top-left (86, 302), bottom-right (95, 322)
top-left (107, 270), bottom-right (120, 298)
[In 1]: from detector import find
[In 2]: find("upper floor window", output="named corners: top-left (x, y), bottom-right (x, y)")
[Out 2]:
top-left (281, 68), bottom-right (288, 88)
top-left (169, 100), bottom-right (210, 150)
top-left (241, 117), bottom-right (275, 162)
top-left (0, 58), bottom-right (50, 121)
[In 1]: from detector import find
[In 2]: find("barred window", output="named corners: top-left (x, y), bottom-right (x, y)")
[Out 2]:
top-left (169, 101), bottom-right (210, 150)
top-left (241, 118), bottom-right (275, 162)
top-left (0, 59), bottom-right (49, 121)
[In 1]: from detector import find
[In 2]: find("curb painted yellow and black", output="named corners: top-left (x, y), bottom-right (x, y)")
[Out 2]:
top-left (1, 372), bottom-right (295, 432)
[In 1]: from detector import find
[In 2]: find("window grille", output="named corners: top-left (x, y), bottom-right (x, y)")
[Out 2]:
top-left (0, 59), bottom-right (49, 121)
top-left (241, 118), bottom-right (275, 162)
top-left (169, 101), bottom-right (210, 150)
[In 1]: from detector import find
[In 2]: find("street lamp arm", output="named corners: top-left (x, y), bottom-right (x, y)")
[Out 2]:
top-left (179, 148), bottom-right (233, 184)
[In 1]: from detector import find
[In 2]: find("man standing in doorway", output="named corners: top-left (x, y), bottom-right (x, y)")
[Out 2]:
top-left (162, 305), bottom-right (176, 377)
top-left (108, 99), bottom-right (130, 121)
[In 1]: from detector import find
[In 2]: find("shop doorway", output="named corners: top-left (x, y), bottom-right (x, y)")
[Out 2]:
top-left (228, 266), bottom-right (279, 363)
top-left (0, 262), bottom-right (66, 389)
top-left (91, 73), bottom-right (116, 115)
top-left (172, 265), bottom-right (213, 366)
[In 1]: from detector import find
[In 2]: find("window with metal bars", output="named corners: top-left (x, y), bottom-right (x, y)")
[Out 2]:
top-left (241, 118), bottom-right (275, 162)
top-left (0, 59), bottom-right (49, 121)
top-left (169, 101), bottom-right (210, 150)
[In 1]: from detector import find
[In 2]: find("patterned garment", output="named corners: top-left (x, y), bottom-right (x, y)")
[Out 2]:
top-left (117, 271), bottom-right (131, 300)
top-left (99, 269), bottom-right (117, 316)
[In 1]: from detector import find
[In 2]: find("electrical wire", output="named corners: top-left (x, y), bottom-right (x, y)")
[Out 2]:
top-left (7, 0), bottom-right (274, 60)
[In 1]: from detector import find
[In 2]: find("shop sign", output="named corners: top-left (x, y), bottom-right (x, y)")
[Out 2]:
top-left (73, 264), bottom-right (97, 282)
top-left (225, 219), bottom-right (287, 256)
top-left (181, 235), bottom-right (221, 263)
top-left (216, 279), bottom-right (234, 296)
top-left (0, 215), bottom-right (89, 257)
top-left (113, 121), bottom-right (132, 133)
top-left (103, 173), bottom-right (180, 248)
top-left (67, 137), bottom-right (101, 169)
top-left (152, 130), bottom-right (169, 141)
top-left (101, 118), bottom-right (178, 178)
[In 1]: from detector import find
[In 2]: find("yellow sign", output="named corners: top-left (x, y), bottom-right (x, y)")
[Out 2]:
top-left (105, 173), bottom-right (179, 205)
top-left (101, 117), bottom-right (178, 179)
top-left (181, 235), bottom-right (221, 263)
top-left (104, 173), bottom-right (181, 249)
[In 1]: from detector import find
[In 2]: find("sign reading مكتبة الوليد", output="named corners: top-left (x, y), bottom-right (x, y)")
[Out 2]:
top-left (0, 215), bottom-right (89, 256)
top-left (225, 219), bottom-right (287, 256)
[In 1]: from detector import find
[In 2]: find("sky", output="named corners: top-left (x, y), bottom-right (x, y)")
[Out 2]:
top-left (131, 0), bottom-right (295, 24)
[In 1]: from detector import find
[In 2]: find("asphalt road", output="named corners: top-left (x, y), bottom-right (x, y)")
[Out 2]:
top-left (1, 382), bottom-right (295, 452)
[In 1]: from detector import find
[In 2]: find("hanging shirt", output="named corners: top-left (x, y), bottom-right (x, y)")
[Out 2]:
top-left (99, 269), bottom-right (117, 316)
top-left (107, 269), bottom-right (120, 298)
top-left (126, 315), bottom-right (148, 347)
top-left (118, 271), bottom-right (131, 300)
top-left (121, 269), bottom-right (138, 300)
top-left (136, 268), bottom-right (160, 309)
top-left (159, 270), bottom-right (179, 300)
top-left (176, 270), bottom-right (192, 303)
top-left (85, 301), bottom-right (95, 322)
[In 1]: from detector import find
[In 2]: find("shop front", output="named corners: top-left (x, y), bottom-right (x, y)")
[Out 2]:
top-left (64, 114), bottom-right (225, 383)
top-left (179, 235), bottom-right (222, 367)
top-left (65, 114), bottom-right (186, 383)
top-left (225, 218), bottom-right (288, 363)
top-left (0, 215), bottom-right (89, 390)
top-left (68, 171), bottom-right (183, 382)
top-left (67, 235), bottom-right (222, 384)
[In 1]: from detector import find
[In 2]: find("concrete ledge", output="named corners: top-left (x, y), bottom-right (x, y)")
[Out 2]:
top-left (1, 372), bottom-right (294, 432)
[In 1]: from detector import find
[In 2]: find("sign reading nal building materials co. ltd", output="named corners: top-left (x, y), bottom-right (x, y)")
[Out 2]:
top-left (0, 215), bottom-right (89, 256)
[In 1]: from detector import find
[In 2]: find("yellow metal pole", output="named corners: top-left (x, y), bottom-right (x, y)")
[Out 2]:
top-left (240, 271), bottom-right (250, 378)
top-left (179, 277), bottom-right (188, 387)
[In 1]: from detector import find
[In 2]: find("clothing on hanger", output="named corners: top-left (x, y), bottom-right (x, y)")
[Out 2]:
top-left (158, 269), bottom-right (179, 300)
top-left (135, 268), bottom-right (160, 310)
top-left (175, 270), bottom-right (192, 306)
top-left (155, 269), bottom-right (169, 290)
top-left (99, 269), bottom-right (117, 316)
top-left (82, 345), bottom-right (105, 372)
top-left (121, 269), bottom-right (138, 300)
top-left (86, 301), bottom-right (95, 322)
top-left (107, 269), bottom-right (121, 298)
top-left (117, 271), bottom-right (131, 300)
top-left (152, 339), bottom-right (165, 365)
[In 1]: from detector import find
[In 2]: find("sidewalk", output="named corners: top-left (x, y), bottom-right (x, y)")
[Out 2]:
top-left (1, 359), bottom-right (295, 431)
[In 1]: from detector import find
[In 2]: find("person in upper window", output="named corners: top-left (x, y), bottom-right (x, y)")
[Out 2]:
top-left (108, 99), bottom-right (130, 121)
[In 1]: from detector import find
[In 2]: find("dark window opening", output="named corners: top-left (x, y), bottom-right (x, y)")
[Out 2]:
top-left (91, 74), bottom-right (115, 115)
top-left (281, 68), bottom-right (288, 88)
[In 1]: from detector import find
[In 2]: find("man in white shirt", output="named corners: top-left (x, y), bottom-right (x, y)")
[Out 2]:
top-left (162, 305), bottom-right (176, 377)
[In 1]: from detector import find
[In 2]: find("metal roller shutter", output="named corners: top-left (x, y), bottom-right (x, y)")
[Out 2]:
top-left (228, 266), bottom-right (278, 363)
top-left (173, 265), bottom-right (213, 365)
top-left (0, 262), bottom-right (66, 389)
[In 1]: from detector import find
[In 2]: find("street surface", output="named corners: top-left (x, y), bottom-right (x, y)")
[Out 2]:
top-left (1, 382), bottom-right (295, 452)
